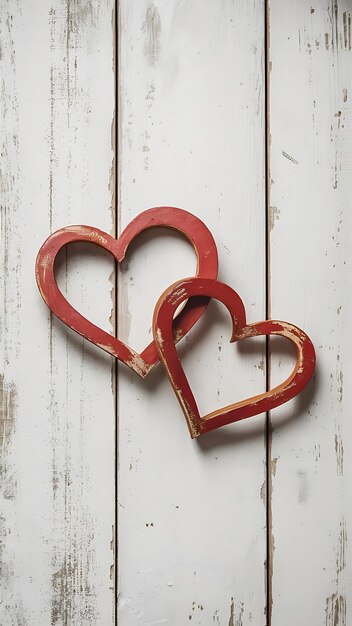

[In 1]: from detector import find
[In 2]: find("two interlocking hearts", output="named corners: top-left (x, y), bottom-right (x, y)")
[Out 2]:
top-left (36, 207), bottom-right (316, 439)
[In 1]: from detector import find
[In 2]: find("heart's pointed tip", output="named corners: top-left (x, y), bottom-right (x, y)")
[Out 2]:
top-left (137, 363), bottom-right (154, 379)
top-left (186, 421), bottom-right (201, 439)
top-left (123, 354), bottom-right (154, 379)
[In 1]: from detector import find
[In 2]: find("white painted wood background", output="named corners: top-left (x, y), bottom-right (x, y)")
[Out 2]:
top-left (1, 1), bottom-right (351, 625)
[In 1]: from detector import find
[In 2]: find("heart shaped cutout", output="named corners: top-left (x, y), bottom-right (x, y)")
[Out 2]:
top-left (35, 207), bottom-right (218, 378)
top-left (153, 278), bottom-right (316, 438)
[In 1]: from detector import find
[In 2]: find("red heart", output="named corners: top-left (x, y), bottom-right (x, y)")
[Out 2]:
top-left (153, 278), bottom-right (316, 438)
top-left (35, 207), bottom-right (218, 378)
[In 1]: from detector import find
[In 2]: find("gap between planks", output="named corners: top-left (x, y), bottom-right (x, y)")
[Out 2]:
top-left (265, 1), bottom-right (273, 625)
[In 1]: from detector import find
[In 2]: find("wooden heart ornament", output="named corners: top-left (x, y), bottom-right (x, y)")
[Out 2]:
top-left (153, 278), bottom-right (316, 438)
top-left (35, 207), bottom-right (218, 378)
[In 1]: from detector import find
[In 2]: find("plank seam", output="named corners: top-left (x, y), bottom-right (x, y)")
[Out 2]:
top-left (265, 1), bottom-right (273, 625)
top-left (115, 1), bottom-right (119, 624)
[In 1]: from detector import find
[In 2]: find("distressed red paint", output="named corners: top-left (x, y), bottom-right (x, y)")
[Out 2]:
top-left (35, 207), bottom-right (218, 377)
top-left (153, 278), bottom-right (316, 438)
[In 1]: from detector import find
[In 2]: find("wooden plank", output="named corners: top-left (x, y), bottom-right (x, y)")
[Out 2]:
top-left (117, 1), bottom-right (267, 623)
top-left (0, 1), bottom-right (115, 624)
top-left (268, 1), bottom-right (352, 624)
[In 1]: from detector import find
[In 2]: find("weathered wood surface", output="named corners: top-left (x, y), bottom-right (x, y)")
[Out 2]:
top-left (117, 1), bottom-right (267, 623)
top-left (268, 1), bottom-right (352, 624)
top-left (0, 1), bottom-right (115, 624)
top-left (3, 1), bottom-right (350, 623)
